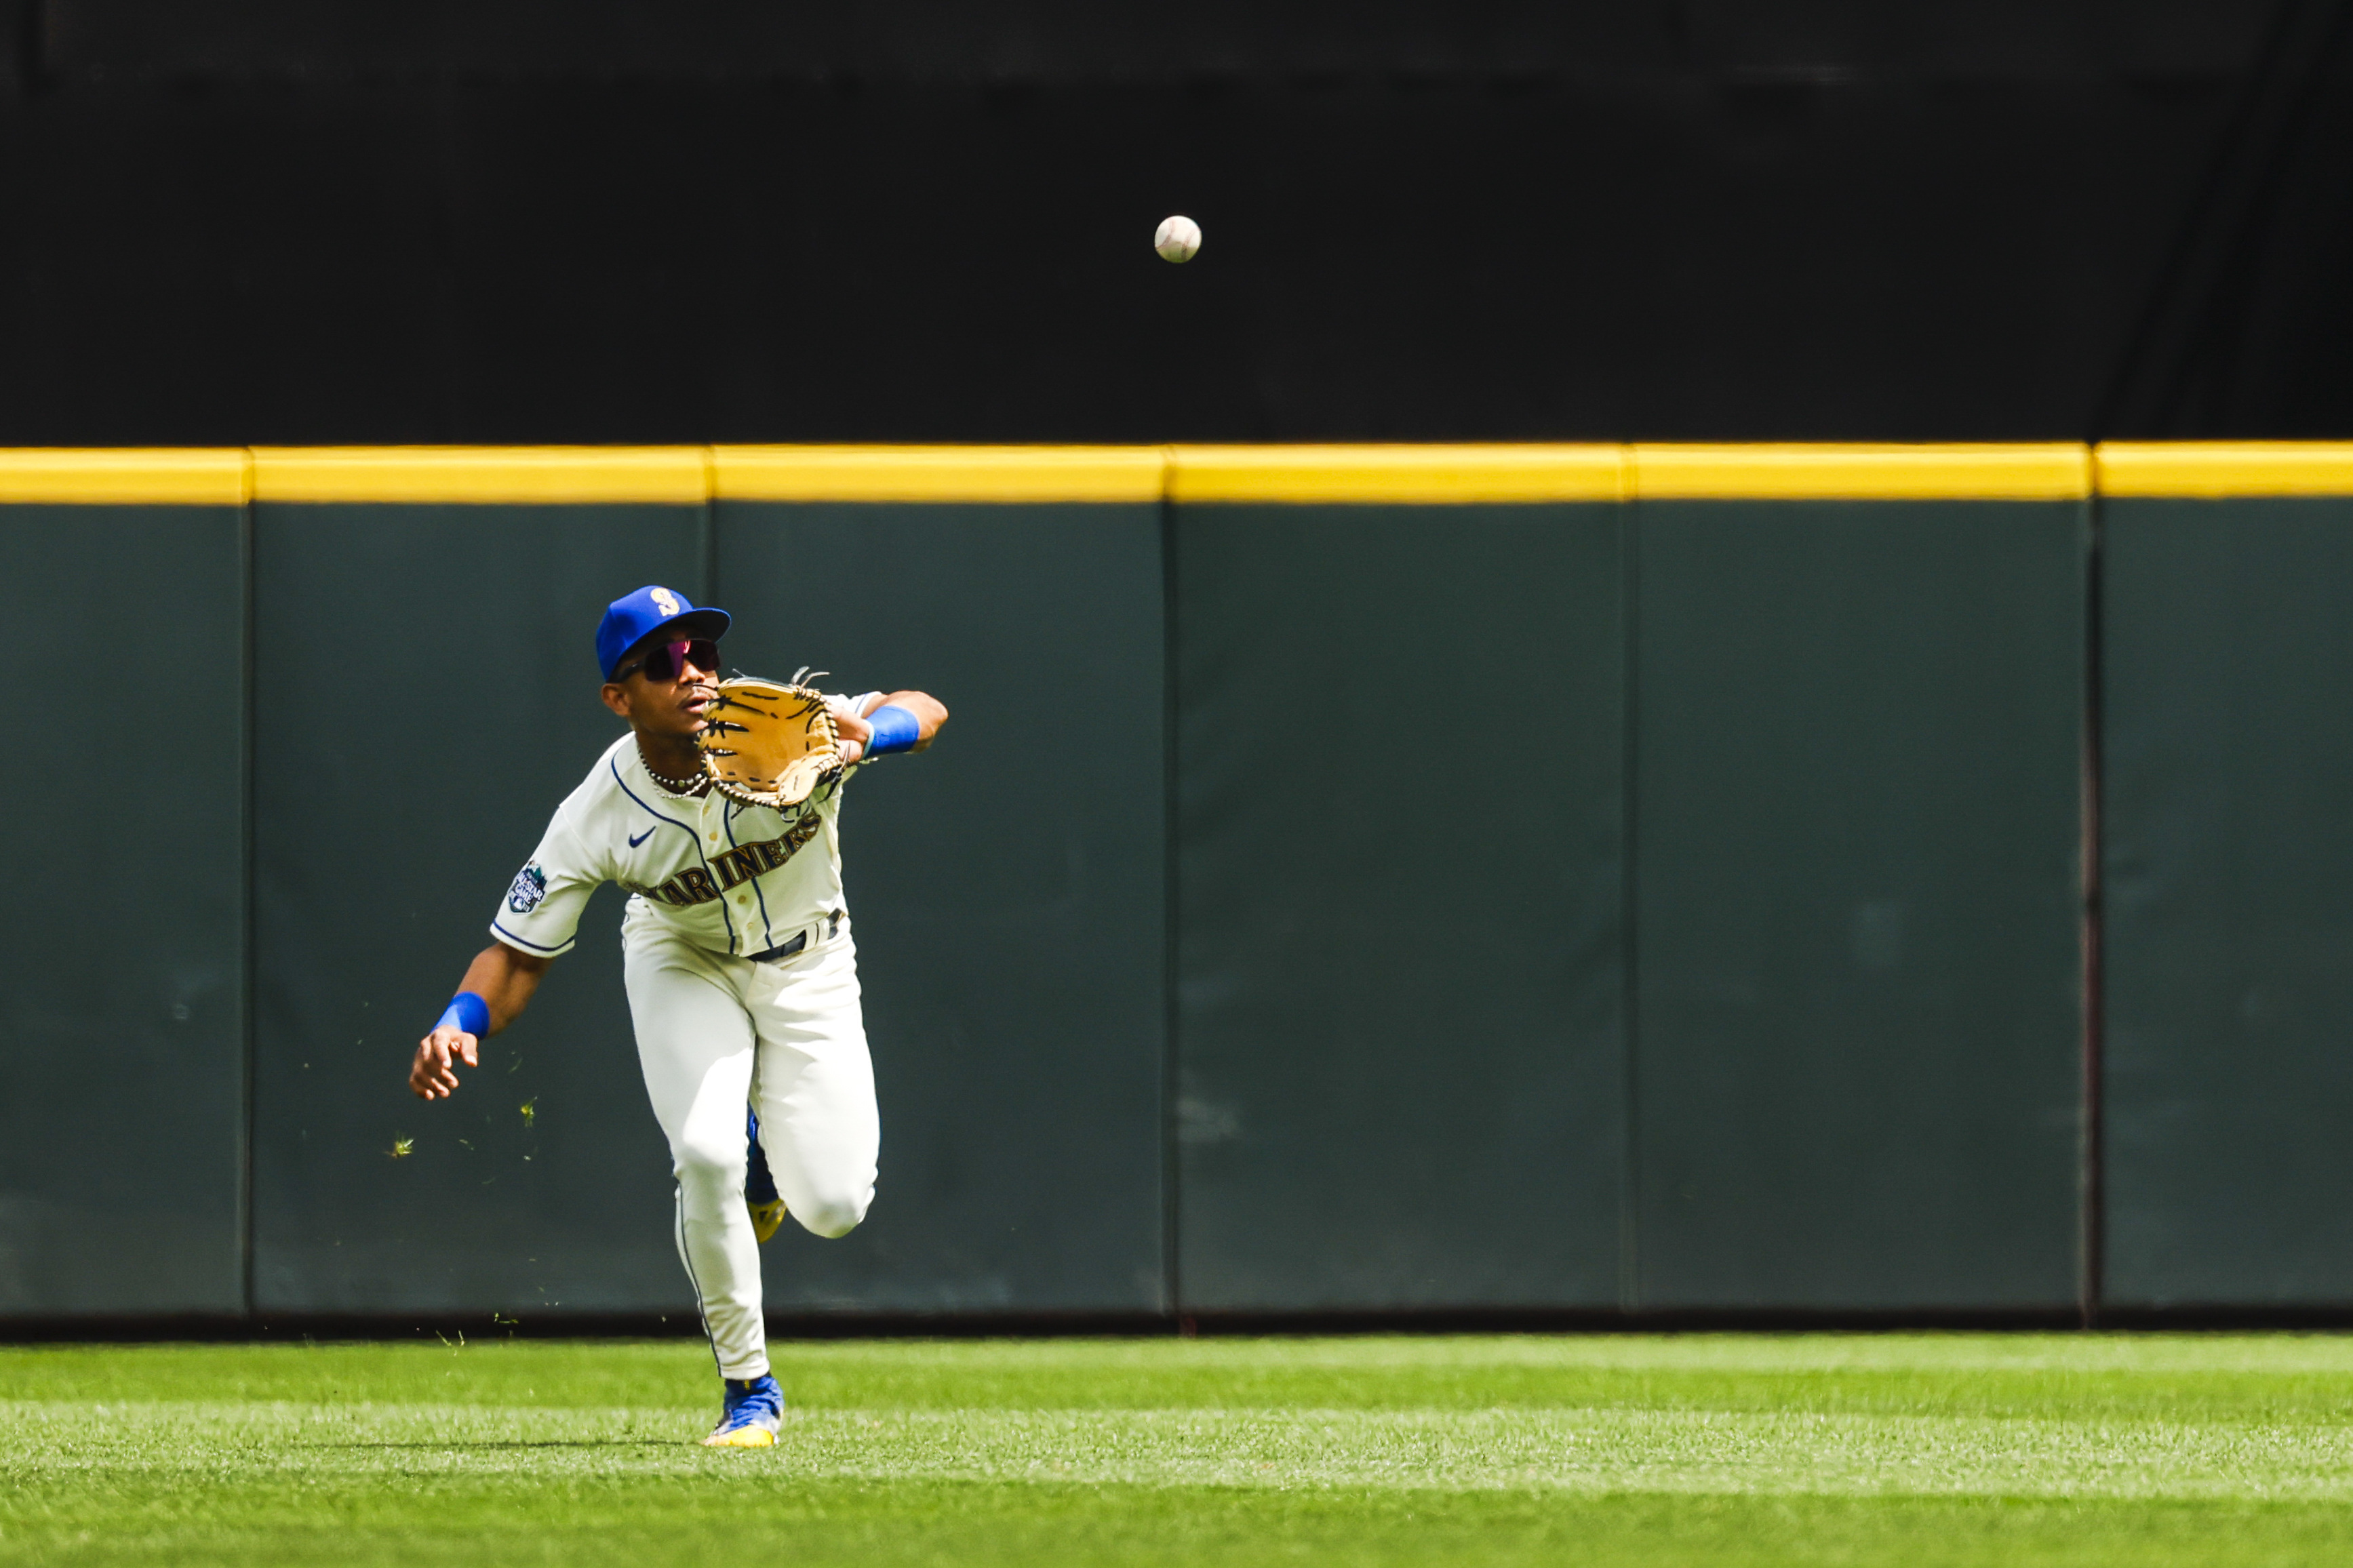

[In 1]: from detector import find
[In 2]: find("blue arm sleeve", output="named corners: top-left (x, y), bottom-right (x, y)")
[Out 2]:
top-left (435, 991), bottom-right (492, 1039)
top-left (864, 703), bottom-right (923, 757)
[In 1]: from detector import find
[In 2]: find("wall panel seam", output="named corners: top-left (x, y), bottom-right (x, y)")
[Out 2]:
top-left (2080, 493), bottom-right (2105, 1325)
top-left (1619, 499), bottom-right (1642, 1315)
top-left (237, 490), bottom-right (257, 1321)
top-left (1160, 487), bottom-right (1183, 1321)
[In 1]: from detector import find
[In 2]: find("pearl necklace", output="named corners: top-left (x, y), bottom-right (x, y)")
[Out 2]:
top-left (641, 753), bottom-right (705, 794)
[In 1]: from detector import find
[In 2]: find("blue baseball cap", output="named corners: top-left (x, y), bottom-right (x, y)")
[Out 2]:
top-left (596, 585), bottom-right (731, 680)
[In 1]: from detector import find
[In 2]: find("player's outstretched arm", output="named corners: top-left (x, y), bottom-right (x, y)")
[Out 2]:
top-left (837, 690), bottom-right (949, 763)
top-left (408, 940), bottom-right (552, 1101)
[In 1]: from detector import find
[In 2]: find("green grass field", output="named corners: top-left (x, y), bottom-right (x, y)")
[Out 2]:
top-left (9, 1333), bottom-right (2353, 1565)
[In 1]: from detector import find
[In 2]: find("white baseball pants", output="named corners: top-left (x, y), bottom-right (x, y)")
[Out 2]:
top-left (621, 909), bottom-right (879, 1380)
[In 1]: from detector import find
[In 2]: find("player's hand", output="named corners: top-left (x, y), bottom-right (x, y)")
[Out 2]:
top-left (830, 701), bottom-right (873, 765)
top-left (410, 1025), bottom-right (479, 1100)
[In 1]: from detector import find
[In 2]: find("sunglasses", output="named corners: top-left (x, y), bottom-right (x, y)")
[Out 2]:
top-left (616, 638), bottom-right (719, 684)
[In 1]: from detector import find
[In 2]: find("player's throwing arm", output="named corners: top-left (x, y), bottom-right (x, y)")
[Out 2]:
top-left (403, 584), bottom-right (947, 1447)
top-left (409, 940), bottom-right (548, 1098)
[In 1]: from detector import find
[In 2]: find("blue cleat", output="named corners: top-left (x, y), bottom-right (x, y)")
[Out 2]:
top-left (703, 1373), bottom-right (785, 1447)
top-left (746, 1108), bottom-right (787, 1243)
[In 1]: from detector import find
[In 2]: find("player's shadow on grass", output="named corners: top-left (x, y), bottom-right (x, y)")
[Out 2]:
top-left (315, 1440), bottom-right (680, 1449)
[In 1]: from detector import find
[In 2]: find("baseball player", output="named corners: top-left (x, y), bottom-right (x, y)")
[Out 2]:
top-left (406, 585), bottom-right (948, 1447)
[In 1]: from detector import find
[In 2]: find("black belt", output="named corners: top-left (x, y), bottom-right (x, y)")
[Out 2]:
top-left (748, 910), bottom-right (842, 964)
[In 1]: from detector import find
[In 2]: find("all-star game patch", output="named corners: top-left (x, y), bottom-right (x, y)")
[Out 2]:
top-left (507, 861), bottom-right (549, 914)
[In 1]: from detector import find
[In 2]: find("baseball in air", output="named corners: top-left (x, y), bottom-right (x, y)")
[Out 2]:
top-left (1154, 215), bottom-right (1202, 263)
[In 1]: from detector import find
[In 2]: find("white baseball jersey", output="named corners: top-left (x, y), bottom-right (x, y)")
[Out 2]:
top-left (492, 695), bottom-right (882, 961)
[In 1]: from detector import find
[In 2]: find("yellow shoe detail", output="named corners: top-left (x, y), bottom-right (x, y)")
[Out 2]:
top-left (749, 1199), bottom-right (788, 1245)
top-left (702, 1424), bottom-right (777, 1449)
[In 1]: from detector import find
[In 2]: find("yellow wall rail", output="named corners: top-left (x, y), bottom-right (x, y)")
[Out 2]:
top-left (9, 443), bottom-right (2353, 503)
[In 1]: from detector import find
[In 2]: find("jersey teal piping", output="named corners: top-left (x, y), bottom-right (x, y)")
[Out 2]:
top-left (610, 759), bottom-right (738, 952)
top-left (673, 1186), bottom-right (726, 1378)
top-left (490, 921), bottom-right (567, 956)
top-left (723, 801), bottom-right (777, 952)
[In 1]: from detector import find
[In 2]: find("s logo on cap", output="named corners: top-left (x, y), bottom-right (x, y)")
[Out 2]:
top-left (652, 588), bottom-right (681, 617)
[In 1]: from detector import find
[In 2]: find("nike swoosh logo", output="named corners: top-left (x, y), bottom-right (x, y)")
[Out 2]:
top-left (629, 827), bottom-right (657, 847)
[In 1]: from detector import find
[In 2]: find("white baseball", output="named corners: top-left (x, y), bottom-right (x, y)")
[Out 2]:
top-left (1154, 215), bottom-right (1202, 264)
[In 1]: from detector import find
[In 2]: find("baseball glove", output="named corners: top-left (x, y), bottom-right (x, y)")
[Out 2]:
top-left (698, 673), bottom-right (844, 809)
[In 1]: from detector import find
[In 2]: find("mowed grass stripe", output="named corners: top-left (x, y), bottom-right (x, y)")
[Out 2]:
top-left (12, 1397), bottom-right (2353, 1498)
top-left (10, 1491), bottom-right (2353, 1568)
top-left (15, 1333), bottom-right (2353, 1415)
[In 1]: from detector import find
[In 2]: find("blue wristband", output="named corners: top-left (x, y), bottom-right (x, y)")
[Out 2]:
top-left (435, 991), bottom-right (491, 1039)
top-left (864, 704), bottom-right (922, 757)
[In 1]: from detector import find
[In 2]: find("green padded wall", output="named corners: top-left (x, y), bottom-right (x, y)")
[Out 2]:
top-left (715, 501), bottom-right (1166, 1312)
top-left (2, 448), bottom-right (2245, 1327)
top-left (1172, 503), bottom-right (1626, 1310)
top-left (0, 504), bottom-right (247, 1316)
top-left (1634, 499), bottom-right (2086, 1310)
top-left (250, 502), bottom-right (706, 1314)
top-left (2102, 497), bottom-right (2353, 1306)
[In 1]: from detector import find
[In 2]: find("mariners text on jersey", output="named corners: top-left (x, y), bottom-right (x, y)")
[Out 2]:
top-left (490, 698), bottom-right (879, 961)
top-left (620, 813), bottom-right (825, 908)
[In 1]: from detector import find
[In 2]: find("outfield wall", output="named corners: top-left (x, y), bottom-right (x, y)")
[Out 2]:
top-left (0, 443), bottom-right (2346, 1325)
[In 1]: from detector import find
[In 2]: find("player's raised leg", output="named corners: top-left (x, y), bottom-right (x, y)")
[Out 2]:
top-left (745, 1108), bottom-right (788, 1244)
top-left (747, 935), bottom-right (881, 1241)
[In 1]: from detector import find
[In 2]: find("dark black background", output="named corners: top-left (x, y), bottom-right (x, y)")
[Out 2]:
top-left (1, 0), bottom-right (2346, 441)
